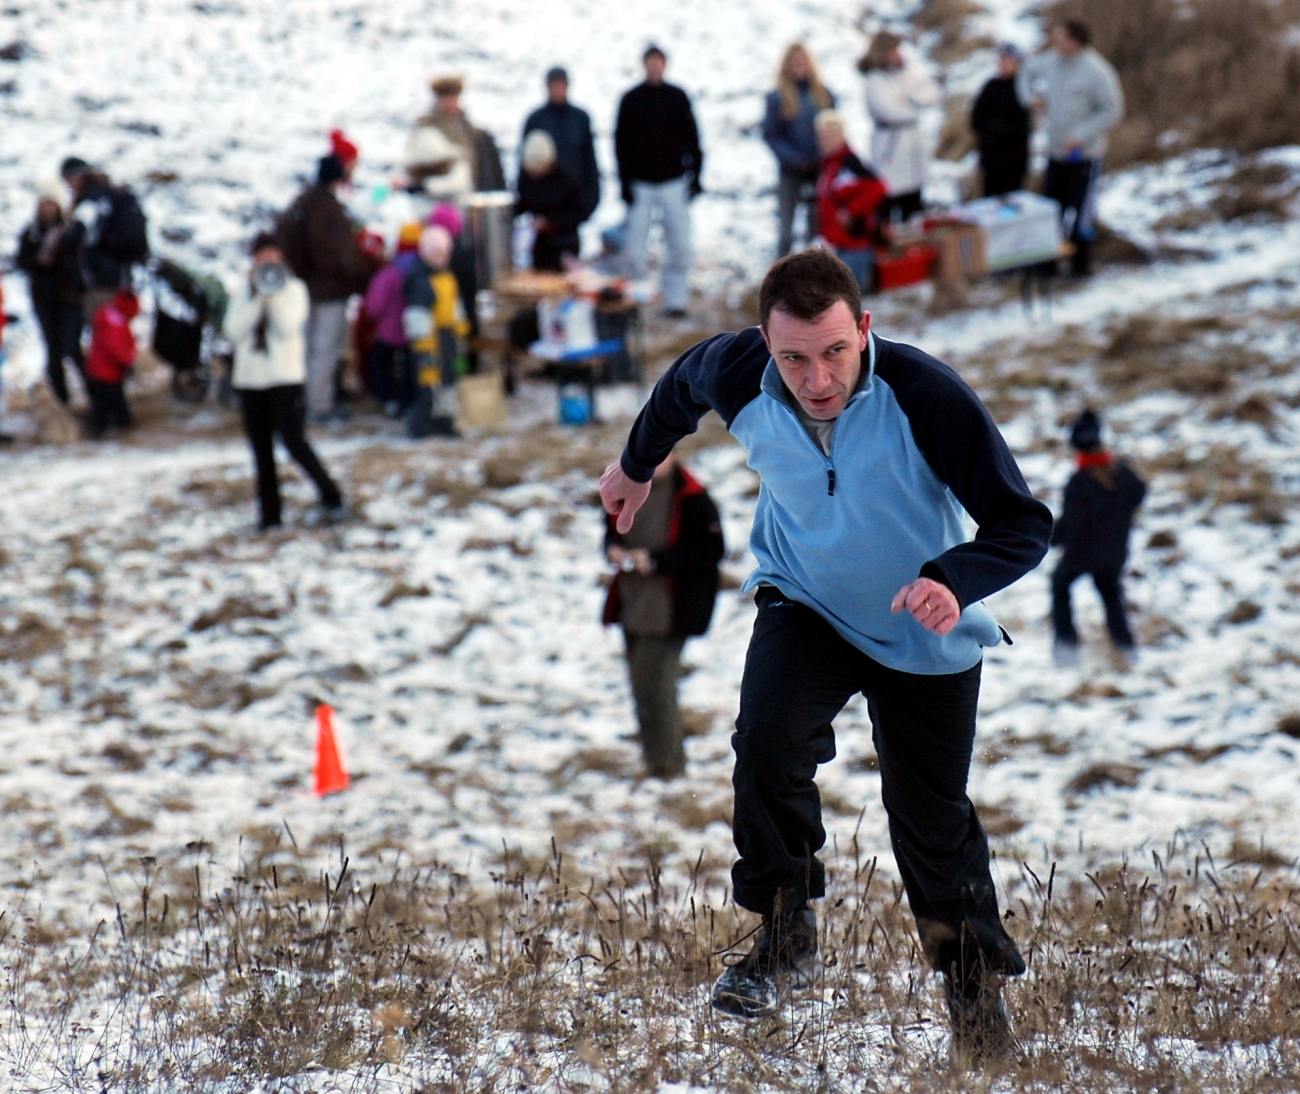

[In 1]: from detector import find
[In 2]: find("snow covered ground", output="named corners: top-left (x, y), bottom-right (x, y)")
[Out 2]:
top-left (3, 0), bottom-right (1300, 1086)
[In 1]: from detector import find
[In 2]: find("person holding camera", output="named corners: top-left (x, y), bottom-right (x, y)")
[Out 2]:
top-left (224, 233), bottom-right (345, 531)
top-left (601, 451), bottom-right (724, 778)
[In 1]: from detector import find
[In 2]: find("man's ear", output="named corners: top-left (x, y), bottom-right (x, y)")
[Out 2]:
top-left (759, 324), bottom-right (772, 355)
top-left (858, 311), bottom-right (872, 351)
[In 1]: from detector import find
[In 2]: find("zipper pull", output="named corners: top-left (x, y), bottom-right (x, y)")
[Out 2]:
top-left (827, 467), bottom-right (836, 496)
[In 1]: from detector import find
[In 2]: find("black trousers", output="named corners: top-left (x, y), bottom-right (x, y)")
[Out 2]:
top-left (367, 341), bottom-right (414, 409)
top-left (1052, 558), bottom-right (1134, 648)
top-left (879, 190), bottom-right (924, 227)
top-left (731, 587), bottom-right (1025, 984)
top-left (86, 379), bottom-right (131, 435)
top-left (1044, 157), bottom-right (1100, 276)
top-left (237, 384), bottom-right (342, 529)
top-left (33, 299), bottom-right (85, 404)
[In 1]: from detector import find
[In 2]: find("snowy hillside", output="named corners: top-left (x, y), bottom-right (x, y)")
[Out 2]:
top-left (4, 0), bottom-right (1300, 1088)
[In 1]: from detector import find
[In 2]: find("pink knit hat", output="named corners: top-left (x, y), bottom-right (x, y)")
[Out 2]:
top-left (427, 202), bottom-right (464, 238)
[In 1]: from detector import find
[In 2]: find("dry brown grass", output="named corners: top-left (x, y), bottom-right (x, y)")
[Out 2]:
top-left (1040, 0), bottom-right (1300, 165)
top-left (2, 840), bottom-right (1299, 1090)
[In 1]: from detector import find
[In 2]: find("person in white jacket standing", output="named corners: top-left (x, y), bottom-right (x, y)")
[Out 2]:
top-left (859, 32), bottom-right (939, 225)
top-left (224, 233), bottom-right (345, 531)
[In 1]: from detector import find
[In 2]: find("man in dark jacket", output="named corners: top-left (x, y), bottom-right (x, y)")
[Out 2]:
top-left (516, 130), bottom-right (587, 271)
top-left (60, 157), bottom-right (149, 316)
top-left (16, 187), bottom-right (85, 403)
top-left (615, 45), bottom-right (703, 317)
top-left (522, 67), bottom-right (600, 222)
top-left (600, 249), bottom-right (1051, 1057)
top-left (971, 45), bottom-right (1031, 197)
top-left (603, 452), bottom-right (724, 778)
top-left (277, 154), bottom-right (377, 421)
top-left (1051, 409), bottom-right (1146, 664)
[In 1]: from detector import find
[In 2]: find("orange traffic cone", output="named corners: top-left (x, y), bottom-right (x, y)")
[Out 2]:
top-left (313, 704), bottom-right (350, 797)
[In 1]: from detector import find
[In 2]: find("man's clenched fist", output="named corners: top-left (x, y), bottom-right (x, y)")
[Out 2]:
top-left (891, 577), bottom-right (960, 636)
top-left (599, 460), bottom-right (652, 534)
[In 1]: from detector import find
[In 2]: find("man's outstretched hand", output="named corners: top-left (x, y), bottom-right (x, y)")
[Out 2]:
top-left (891, 577), bottom-right (960, 636)
top-left (600, 460), bottom-right (653, 534)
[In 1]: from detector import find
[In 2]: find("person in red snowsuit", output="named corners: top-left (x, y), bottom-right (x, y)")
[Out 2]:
top-left (84, 289), bottom-right (138, 436)
top-left (814, 110), bottom-right (887, 292)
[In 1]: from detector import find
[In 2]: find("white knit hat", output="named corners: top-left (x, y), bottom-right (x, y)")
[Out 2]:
top-left (521, 129), bottom-right (557, 172)
top-left (36, 177), bottom-right (67, 211)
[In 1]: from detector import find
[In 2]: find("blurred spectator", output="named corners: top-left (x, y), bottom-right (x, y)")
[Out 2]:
top-left (1019, 19), bottom-right (1124, 276)
top-left (276, 154), bottom-right (378, 423)
top-left (403, 120), bottom-right (474, 202)
top-left (858, 33), bottom-right (938, 225)
top-left (362, 223), bottom-right (422, 417)
top-left (764, 43), bottom-right (835, 258)
top-left (814, 111), bottom-right (887, 294)
top-left (522, 67), bottom-right (600, 222)
top-left (516, 130), bottom-right (586, 271)
top-left (971, 44), bottom-right (1031, 198)
top-left (84, 288), bottom-right (138, 437)
top-left (603, 452), bottom-right (724, 778)
top-left (59, 157), bottom-right (149, 316)
top-left (225, 233), bottom-right (345, 530)
top-left (1051, 410), bottom-right (1146, 665)
top-left (414, 75), bottom-right (506, 193)
top-left (403, 225), bottom-right (468, 438)
top-left (15, 182), bottom-right (85, 403)
top-left (615, 45), bottom-right (703, 318)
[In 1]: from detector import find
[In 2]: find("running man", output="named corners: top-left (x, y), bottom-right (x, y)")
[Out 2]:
top-left (599, 249), bottom-right (1052, 1059)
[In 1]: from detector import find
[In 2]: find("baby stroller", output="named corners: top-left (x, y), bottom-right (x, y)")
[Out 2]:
top-left (149, 257), bottom-right (229, 402)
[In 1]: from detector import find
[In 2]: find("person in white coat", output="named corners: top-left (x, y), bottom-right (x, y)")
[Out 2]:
top-left (858, 32), bottom-right (939, 225)
top-left (224, 233), bottom-right (345, 531)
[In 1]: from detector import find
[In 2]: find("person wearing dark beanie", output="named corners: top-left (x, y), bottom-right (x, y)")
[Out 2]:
top-left (276, 154), bottom-right (377, 422)
top-left (1050, 409), bottom-right (1147, 665)
top-left (316, 153), bottom-right (345, 188)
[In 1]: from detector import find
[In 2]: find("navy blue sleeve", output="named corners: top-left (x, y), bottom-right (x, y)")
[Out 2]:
top-left (875, 339), bottom-right (1053, 609)
top-left (620, 327), bottom-right (768, 481)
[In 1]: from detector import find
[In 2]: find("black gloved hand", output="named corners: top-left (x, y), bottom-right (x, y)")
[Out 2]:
top-left (621, 180), bottom-right (635, 206)
top-left (688, 175), bottom-right (703, 201)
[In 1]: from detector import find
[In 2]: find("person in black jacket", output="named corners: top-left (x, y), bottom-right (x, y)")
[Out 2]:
top-left (970, 45), bottom-right (1031, 198)
top-left (521, 67), bottom-right (601, 222)
top-left (615, 45), bottom-right (703, 317)
top-left (516, 130), bottom-right (586, 271)
top-left (603, 453), bottom-right (724, 778)
top-left (60, 157), bottom-right (149, 316)
top-left (15, 186), bottom-right (85, 403)
top-left (1051, 409), bottom-right (1147, 664)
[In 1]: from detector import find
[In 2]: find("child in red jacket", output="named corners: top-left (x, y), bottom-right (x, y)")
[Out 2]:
top-left (85, 289), bottom-right (139, 436)
top-left (814, 111), bottom-right (887, 293)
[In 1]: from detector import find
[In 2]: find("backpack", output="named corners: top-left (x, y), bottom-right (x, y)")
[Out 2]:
top-left (100, 186), bottom-right (150, 263)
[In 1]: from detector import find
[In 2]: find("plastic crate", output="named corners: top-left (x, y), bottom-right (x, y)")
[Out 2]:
top-left (877, 244), bottom-right (939, 290)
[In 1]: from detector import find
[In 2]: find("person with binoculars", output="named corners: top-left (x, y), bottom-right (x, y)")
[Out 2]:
top-left (224, 232), bottom-right (345, 531)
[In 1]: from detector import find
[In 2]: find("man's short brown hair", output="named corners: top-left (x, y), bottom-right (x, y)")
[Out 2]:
top-left (1058, 18), bottom-right (1089, 46)
top-left (758, 249), bottom-right (863, 329)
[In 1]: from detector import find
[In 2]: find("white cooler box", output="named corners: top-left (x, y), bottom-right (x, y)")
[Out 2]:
top-left (955, 191), bottom-right (1062, 271)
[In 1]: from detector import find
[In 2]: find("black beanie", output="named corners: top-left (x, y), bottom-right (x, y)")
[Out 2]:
top-left (316, 153), bottom-right (345, 187)
top-left (60, 156), bottom-right (91, 181)
top-left (1070, 409), bottom-right (1103, 452)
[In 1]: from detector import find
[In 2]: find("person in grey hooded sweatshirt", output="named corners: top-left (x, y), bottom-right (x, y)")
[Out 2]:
top-left (1018, 19), bottom-right (1123, 276)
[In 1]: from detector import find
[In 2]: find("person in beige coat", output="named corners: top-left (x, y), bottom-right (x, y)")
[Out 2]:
top-left (858, 31), bottom-right (939, 225)
top-left (225, 233), bottom-right (345, 530)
